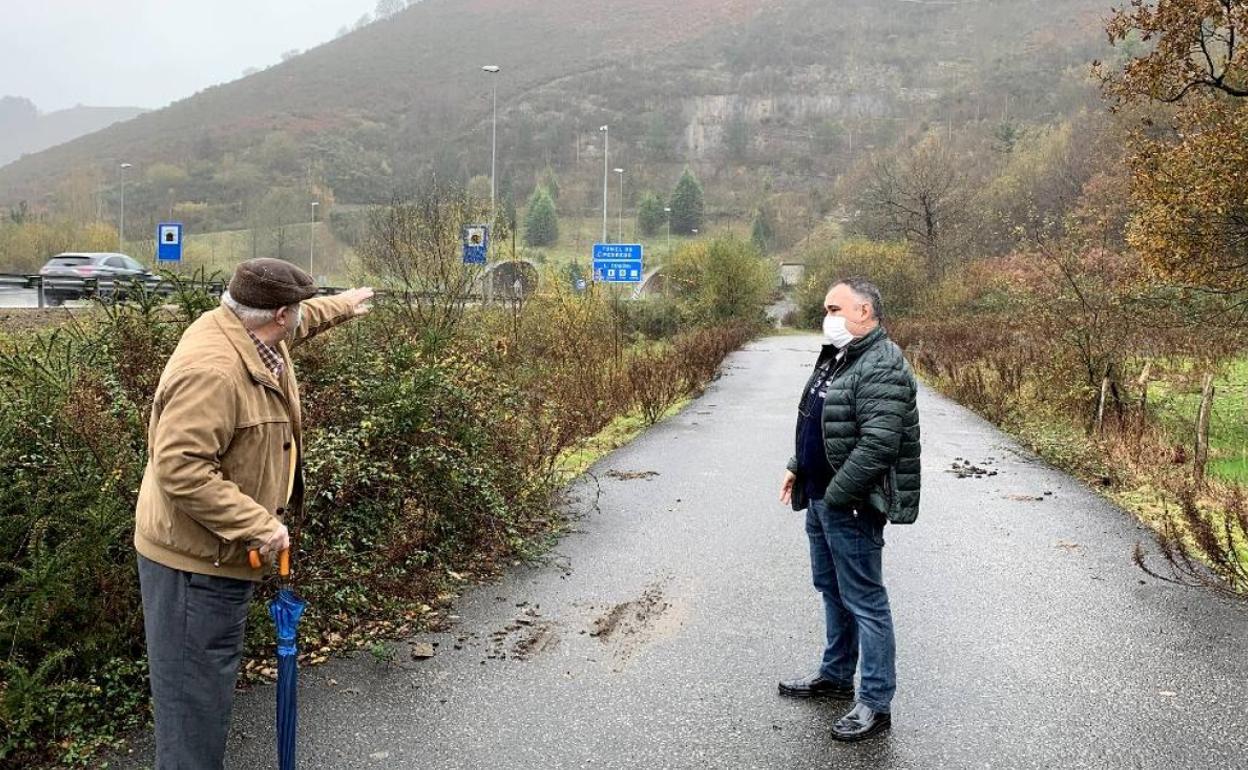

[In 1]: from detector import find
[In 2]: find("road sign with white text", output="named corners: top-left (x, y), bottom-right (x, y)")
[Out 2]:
top-left (592, 243), bottom-right (643, 283)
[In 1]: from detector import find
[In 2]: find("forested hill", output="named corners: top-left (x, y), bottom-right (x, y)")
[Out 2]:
top-left (0, 0), bottom-right (1111, 223)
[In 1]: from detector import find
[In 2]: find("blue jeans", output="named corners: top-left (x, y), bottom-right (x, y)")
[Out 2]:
top-left (805, 498), bottom-right (896, 713)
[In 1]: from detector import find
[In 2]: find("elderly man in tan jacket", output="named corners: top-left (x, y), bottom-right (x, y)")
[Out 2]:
top-left (134, 258), bottom-right (371, 769)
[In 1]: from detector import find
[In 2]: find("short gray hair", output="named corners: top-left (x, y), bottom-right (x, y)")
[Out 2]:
top-left (831, 277), bottom-right (884, 321)
top-left (222, 291), bottom-right (278, 330)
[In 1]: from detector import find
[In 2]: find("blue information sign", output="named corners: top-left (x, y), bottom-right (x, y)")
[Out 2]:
top-left (592, 243), bottom-right (643, 283)
top-left (463, 224), bottom-right (489, 265)
top-left (157, 222), bottom-right (183, 262)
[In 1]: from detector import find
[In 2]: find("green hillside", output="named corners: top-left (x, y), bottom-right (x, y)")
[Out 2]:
top-left (0, 0), bottom-right (1112, 254)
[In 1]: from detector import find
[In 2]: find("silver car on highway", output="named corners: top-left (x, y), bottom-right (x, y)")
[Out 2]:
top-left (38, 252), bottom-right (155, 305)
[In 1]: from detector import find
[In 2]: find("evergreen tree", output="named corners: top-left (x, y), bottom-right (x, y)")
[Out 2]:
top-left (669, 167), bottom-right (705, 235)
top-left (524, 187), bottom-right (559, 247)
top-left (751, 206), bottom-right (777, 253)
top-left (637, 192), bottom-right (667, 237)
top-left (539, 166), bottom-right (561, 201)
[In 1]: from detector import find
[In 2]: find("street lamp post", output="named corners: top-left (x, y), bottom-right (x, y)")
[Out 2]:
top-left (599, 125), bottom-right (609, 244)
top-left (664, 206), bottom-right (672, 253)
top-left (482, 65), bottom-right (501, 227)
top-left (118, 162), bottom-right (132, 253)
top-left (309, 201), bottom-right (319, 283)
top-left (613, 168), bottom-right (624, 243)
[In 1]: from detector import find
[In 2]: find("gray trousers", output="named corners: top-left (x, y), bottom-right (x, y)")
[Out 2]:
top-left (138, 555), bottom-right (254, 770)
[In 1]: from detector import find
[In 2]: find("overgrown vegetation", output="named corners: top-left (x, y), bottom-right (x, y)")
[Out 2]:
top-left (786, 3), bottom-right (1248, 595)
top-left (0, 183), bottom-right (770, 767)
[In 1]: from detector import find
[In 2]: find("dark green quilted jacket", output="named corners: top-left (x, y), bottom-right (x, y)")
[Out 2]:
top-left (787, 325), bottom-right (921, 524)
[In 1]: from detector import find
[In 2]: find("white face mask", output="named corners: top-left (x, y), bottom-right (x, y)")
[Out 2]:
top-left (823, 314), bottom-right (855, 348)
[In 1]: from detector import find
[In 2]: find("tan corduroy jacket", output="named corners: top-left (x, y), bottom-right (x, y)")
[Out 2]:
top-left (134, 294), bottom-right (357, 581)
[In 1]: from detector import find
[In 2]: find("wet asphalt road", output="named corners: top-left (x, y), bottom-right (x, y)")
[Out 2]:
top-left (116, 335), bottom-right (1248, 769)
top-left (0, 288), bottom-right (38, 308)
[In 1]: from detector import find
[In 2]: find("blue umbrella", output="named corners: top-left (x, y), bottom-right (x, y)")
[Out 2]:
top-left (266, 550), bottom-right (305, 770)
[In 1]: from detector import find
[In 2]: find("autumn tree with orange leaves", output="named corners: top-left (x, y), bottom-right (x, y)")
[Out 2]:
top-left (1098, 1), bottom-right (1248, 314)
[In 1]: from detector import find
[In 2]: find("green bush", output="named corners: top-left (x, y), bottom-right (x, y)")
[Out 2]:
top-left (637, 192), bottom-right (668, 238)
top-left (795, 238), bottom-right (926, 328)
top-left (0, 271), bottom-right (756, 766)
top-left (667, 235), bottom-right (775, 327)
top-left (619, 297), bottom-right (682, 339)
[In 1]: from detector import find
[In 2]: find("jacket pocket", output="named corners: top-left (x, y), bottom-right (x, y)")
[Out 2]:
top-left (866, 466), bottom-right (899, 523)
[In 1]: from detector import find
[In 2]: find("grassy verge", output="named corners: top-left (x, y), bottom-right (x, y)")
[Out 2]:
top-left (908, 351), bottom-right (1248, 590)
top-left (1149, 357), bottom-right (1248, 484)
top-left (555, 396), bottom-right (693, 479)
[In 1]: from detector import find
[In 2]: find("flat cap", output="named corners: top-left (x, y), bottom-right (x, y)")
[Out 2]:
top-left (227, 258), bottom-right (318, 309)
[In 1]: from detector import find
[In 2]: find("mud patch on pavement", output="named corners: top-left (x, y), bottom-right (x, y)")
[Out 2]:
top-left (483, 606), bottom-right (559, 661)
top-left (512, 622), bottom-right (559, 660)
top-left (1005, 493), bottom-right (1051, 502)
top-left (947, 457), bottom-right (1001, 479)
top-left (588, 583), bottom-right (686, 671)
top-left (605, 469), bottom-right (660, 481)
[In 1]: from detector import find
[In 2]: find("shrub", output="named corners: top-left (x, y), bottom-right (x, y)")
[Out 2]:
top-left (795, 237), bottom-right (925, 328)
top-left (627, 345), bottom-right (688, 425)
top-left (666, 235), bottom-right (775, 327)
top-left (619, 297), bottom-right (681, 339)
top-left (0, 235), bottom-right (757, 767)
top-left (637, 192), bottom-right (668, 238)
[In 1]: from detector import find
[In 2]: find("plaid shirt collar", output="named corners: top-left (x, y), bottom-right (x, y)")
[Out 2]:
top-left (246, 330), bottom-right (285, 381)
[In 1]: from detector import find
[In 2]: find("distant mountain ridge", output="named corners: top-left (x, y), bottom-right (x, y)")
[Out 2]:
top-left (0, 96), bottom-right (145, 167)
top-left (0, 0), bottom-right (1111, 213)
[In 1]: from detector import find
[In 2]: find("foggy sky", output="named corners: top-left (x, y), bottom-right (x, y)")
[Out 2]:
top-left (0, 0), bottom-right (378, 113)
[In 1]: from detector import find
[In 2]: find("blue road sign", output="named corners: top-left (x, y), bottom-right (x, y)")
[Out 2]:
top-left (463, 224), bottom-right (489, 265)
top-left (593, 261), bottom-right (644, 283)
top-left (157, 222), bottom-right (183, 262)
top-left (592, 243), bottom-right (643, 283)
top-left (593, 243), bottom-right (642, 263)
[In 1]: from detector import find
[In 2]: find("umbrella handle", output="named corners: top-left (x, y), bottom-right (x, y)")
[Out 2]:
top-left (247, 548), bottom-right (291, 577)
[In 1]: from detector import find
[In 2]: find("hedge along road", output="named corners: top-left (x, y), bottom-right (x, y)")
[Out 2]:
top-left (116, 334), bottom-right (1248, 769)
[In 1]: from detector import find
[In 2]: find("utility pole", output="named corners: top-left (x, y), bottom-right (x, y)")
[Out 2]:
top-left (614, 168), bottom-right (625, 243)
top-left (118, 162), bottom-right (132, 253)
top-left (599, 125), bottom-right (609, 243)
top-left (309, 201), bottom-right (319, 283)
top-left (482, 65), bottom-right (501, 226)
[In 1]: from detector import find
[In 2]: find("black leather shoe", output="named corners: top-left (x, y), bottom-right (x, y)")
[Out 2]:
top-left (831, 702), bottom-right (892, 742)
top-left (778, 673), bottom-right (855, 699)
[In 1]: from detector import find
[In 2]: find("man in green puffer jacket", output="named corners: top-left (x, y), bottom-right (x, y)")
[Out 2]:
top-left (777, 277), bottom-right (921, 742)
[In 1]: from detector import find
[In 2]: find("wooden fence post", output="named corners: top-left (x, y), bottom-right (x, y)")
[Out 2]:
top-left (1136, 361), bottom-right (1152, 416)
top-left (1095, 370), bottom-right (1111, 434)
top-left (1194, 372), bottom-right (1215, 486)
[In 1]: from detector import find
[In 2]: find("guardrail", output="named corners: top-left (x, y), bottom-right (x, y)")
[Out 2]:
top-left (0, 273), bottom-right (354, 308)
